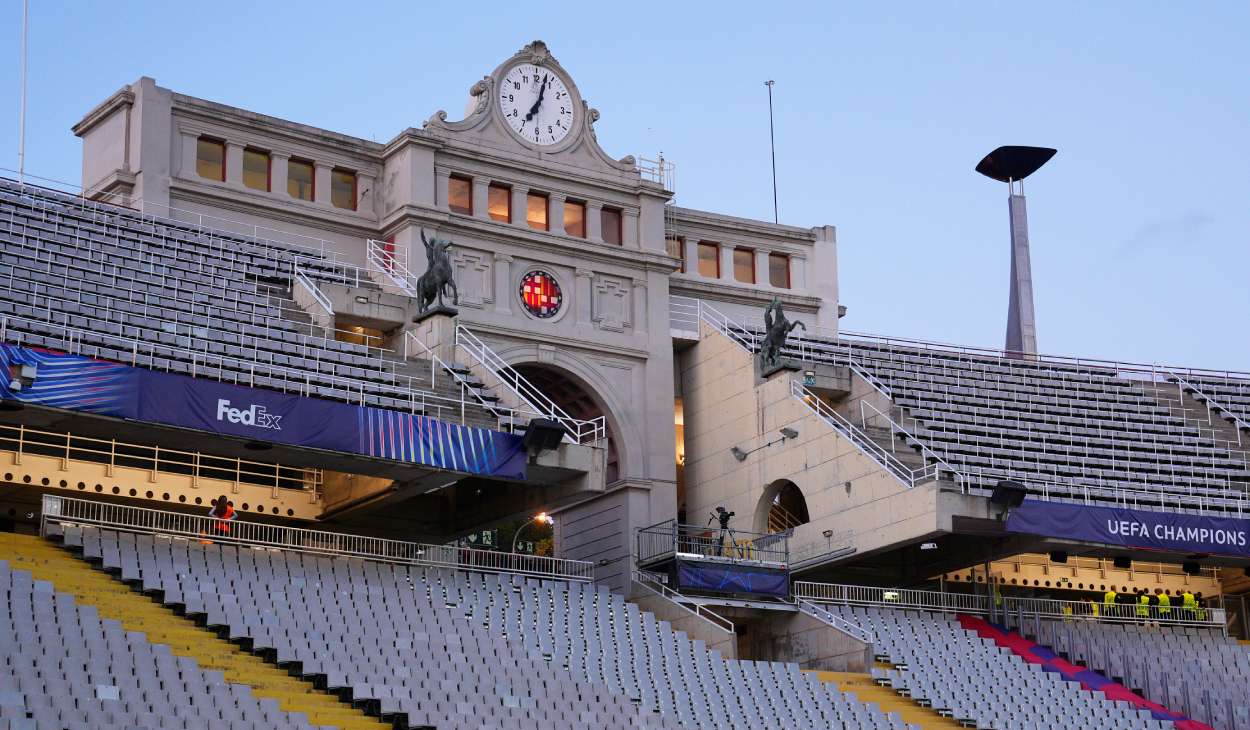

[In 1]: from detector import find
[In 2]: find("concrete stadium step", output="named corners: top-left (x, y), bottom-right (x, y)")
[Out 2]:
top-left (1137, 380), bottom-right (1249, 457)
top-left (0, 532), bottom-right (390, 730)
top-left (809, 670), bottom-right (964, 729)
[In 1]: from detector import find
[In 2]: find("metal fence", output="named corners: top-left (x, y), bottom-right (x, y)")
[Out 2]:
top-left (637, 519), bottom-right (789, 567)
top-left (40, 495), bottom-right (594, 582)
top-left (794, 580), bottom-right (1225, 629)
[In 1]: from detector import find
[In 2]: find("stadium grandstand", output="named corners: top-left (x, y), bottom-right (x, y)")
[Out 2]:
top-left (1, 38), bottom-right (1249, 730)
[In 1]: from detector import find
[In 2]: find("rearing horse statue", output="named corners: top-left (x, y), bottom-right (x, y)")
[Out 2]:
top-left (759, 297), bottom-right (805, 371)
top-left (416, 229), bottom-right (458, 314)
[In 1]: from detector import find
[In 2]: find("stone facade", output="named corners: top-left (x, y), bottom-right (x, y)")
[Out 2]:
top-left (72, 41), bottom-right (843, 591)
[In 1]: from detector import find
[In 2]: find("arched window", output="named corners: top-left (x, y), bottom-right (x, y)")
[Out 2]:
top-left (766, 480), bottom-right (809, 533)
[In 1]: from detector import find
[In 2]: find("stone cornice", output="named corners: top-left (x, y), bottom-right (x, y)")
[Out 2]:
top-left (381, 128), bottom-right (444, 158)
top-left (671, 205), bottom-right (818, 242)
top-left (669, 278), bottom-right (822, 313)
top-left (169, 179), bottom-right (382, 241)
top-left (71, 86), bottom-right (134, 137)
top-left (462, 321), bottom-right (652, 361)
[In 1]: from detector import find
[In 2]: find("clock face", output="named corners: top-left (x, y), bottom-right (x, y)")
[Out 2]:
top-left (499, 64), bottom-right (575, 147)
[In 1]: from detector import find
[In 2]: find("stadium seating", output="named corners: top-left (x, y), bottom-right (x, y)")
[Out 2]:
top-left (0, 178), bottom-right (500, 429)
top-left (1033, 619), bottom-right (1250, 730)
top-left (48, 524), bottom-right (920, 730)
top-left (823, 604), bottom-right (1174, 729)
top-left (0, 560), bottom-right (327, 730)
top-left (1170, 374), bottom-right (1250, 432)
top-left (764, 325), bottom-right (1250, 510)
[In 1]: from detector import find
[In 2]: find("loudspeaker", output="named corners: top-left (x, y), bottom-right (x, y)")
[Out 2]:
top-left (990, 480), bottom-right (1027, 508)
top-left (1183, 561), bottom-right (1201, 576)
top-left (522, 418), bottom-right (567, 452)
top-left (1113, 556), bottom-right (1131, 570)
top-left (1049, 551), bottom-right (1068, 564)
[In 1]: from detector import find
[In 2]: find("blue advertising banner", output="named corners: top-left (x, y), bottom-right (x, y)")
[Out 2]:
top-left (1006, 499), bottom-right (1250, 557)
top-left (1, 344), bottom-right (526, 479)
top-left (676, 562), bottom-right (790, 597)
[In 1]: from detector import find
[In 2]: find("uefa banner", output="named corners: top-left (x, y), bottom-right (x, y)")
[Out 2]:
top-left (0, 344), bottom-right (526, 479)
top-left (1005, 498), bottom-right (1250, 557)
top-left (676, 562), bottom-right (790, 597)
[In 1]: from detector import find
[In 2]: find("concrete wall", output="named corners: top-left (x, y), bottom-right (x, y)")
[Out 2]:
top-left (743, 610), bottom-right (871, 672)
top-left (680, 324), bottom-right (944, 562)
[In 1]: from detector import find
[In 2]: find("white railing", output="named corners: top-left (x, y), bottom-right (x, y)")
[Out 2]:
top-left (455, 324), bottom-right (606, 444)
top-left (633, 570), bottom-right (735, 635)
top-left (292, 261), bottom-right (332, 318)
top-left (1162, 367), bottom-right (1249, 441)
top-left (41, 494), bottom-right (594, 582)
top-left (857, 399), bottom-right (966, 490)
top-left (635, 154), bottom-right (676, 192)
top-left (790, 379), bottom-right (932, 489)
top-left (793, 580), bottom-right (1226, 628)
top-left (366, 238), bottom-right (419, 298)
top-left (2, 422), bottom-right (321, 496)
top-left (794, 597), bottom-right (874, 644)
top-left (1, 314), bottom-right (495, 429)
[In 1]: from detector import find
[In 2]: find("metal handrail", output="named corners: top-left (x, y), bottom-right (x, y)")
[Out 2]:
top-left (633, 570), bottom-right (735, 635)
top-left (366, 238), bottom-right (419, 298)
top-left (455, 324), bottom-right (606, 443)
top-left (292, 261), bottom-right (333, 317)
top-left (858, 399), bottom-right (966, 491)
top-left (1, 314), bottom-right (498, 428)
top-left (1162, 366), bottom-right (1250, 439)
top-left (40, 494), bottom-right (594, 582)
top-left (793, 580), bottom-right (1226, 628)
top-left (1, 422), bottom-right (321, 494)
top-left (794, 597), bottom-right (874, 644)
top-left (790, 379), bottom-right (919, 488)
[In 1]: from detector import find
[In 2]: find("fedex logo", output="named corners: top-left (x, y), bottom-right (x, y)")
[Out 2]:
top-left (216, 399), bottom-right (282, 431)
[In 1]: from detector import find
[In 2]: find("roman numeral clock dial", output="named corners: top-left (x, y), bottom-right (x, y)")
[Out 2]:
top-left (499, 64), bottom-right (575, 146)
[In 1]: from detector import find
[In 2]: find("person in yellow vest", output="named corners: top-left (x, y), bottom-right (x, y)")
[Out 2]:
top-left (1182, 590), bottom-right (1197, 620)
top-left (1136, 590), bottom-right (1151, 624)
top-left (1104, 588), bottom-right (1118, 619)
top-left (1087, 597), bottom-right (1100, 621)
top-left (1195, 592), bottom-right (1207, 622)
top-left (1155, 588), bottom-right (1171, 622)
top-left (1061, 603), bottom-right (1074, 622)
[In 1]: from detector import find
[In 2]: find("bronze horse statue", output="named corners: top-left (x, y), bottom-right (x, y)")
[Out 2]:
top-left (417, 229), bottom-right (458, 314)
top-left (759, 297), bottom-right (805, 370)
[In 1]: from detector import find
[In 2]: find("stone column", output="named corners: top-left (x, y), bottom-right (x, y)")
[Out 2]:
top-left (434, 167), bottom-right (451, 212)
top-left (549, 193), bottom-right (566, 236)
top-left (224, 142), bottom-right (244, 187)
top-left (314, 163), bottom-right (332, 205)
top-left (623, 208), bottom-right (640, 249)
top-left (755, 249), bottom-right (770, 287)
top-left (271, 153), bottom-right (290, 199)
top-left (179, 132), bottom-right (198, 184)
top-left (791, 253), bottom-right (807, 290)
top-left (684, 238), bottom-right (700, 276)
top-left (511, 185), bottom-right (530, 229)
top-left (574, 268), bottom-right (594, 325)
top-left (631, 277), bottom-right (648, 335)
top-left (719, 244), bottom-right (734, 282)
top-left (586, 201), bottom-right (603, 243)
top-left (472, 178), bottom-right (490, 220)
top-left (356, 171), bottom-right (376, 215)
top-left (493, 252), bottom-right (513, 315)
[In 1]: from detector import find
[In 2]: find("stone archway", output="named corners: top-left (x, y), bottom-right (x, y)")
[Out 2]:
top-left (514, 363), bottom-right (621, 483)
top-left (754, 479), bottom-right (810, 534)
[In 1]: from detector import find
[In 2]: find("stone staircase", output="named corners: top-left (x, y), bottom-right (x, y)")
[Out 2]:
top-left (809, 669), bottom-right (963, 729)
top-left (0, 532), bottom-right (389, 730)
top-left (1137, 379), bottom-right (1249, 451)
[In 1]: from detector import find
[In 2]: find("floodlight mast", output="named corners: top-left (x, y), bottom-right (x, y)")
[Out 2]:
top-left (975, 146), bottom-right (1057, 358)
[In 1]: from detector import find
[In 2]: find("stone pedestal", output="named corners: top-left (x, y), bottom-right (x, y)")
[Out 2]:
top-left (759, 359), bottom-right (802, 381)
top-left (411, 307), bottom-right (459, 365)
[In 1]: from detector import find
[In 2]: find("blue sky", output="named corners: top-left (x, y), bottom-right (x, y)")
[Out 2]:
top-left (2, 1), bottom-right (1246, 369)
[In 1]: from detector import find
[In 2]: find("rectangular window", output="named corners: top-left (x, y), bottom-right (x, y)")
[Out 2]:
top-left (666, 235), bottom-right (685, 272)
top-left (734, 248), bottom-right (755, 284)
top-left (242, 149), bottom-right (270, 191)
top-left (526, 191), bottom-right (549, 231)
top-left (195, 137), bottom-right (225, 182)
top-left (769, 252), bottom-right (791, 288)
top-left (564, 200), bottom-right (586, 238)
top-left (697, 242), bottom-right (719, 278)
top-left (288, 159), bottom-right (314, 201)
top-left (601, 207), bottom-right (623, 245)
top-left (448, 175), bottom-right (472, 215)
top-left (488, 183), bottom-right (511, 222)
top-left (331, 168), bottom-right (356, 210)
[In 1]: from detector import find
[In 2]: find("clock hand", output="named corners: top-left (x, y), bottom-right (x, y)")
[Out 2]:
top-left (525, 74), bottom-right (548, 121)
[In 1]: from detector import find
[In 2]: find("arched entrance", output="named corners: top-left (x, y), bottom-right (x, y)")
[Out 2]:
top-left (514, 364), bottom-right (619, 483)
top-left (755, 479), bottom-right (810, 534)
